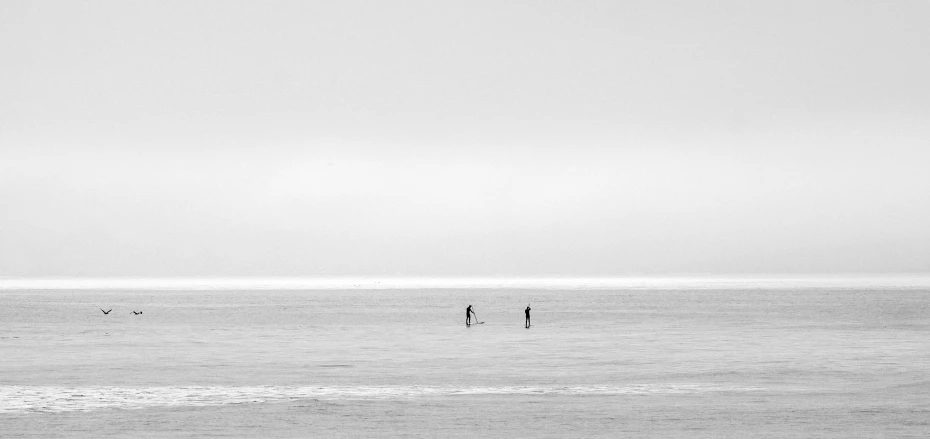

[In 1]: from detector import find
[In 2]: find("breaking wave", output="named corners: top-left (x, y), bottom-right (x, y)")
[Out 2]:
top-left (0, 384), bottom-right (767, 414)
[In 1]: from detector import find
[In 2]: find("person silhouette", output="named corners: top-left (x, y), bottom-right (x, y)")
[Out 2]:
top-left (525, 305), bottom-right (531, 328)
top-left (466, 305), bottom-right (476, 326)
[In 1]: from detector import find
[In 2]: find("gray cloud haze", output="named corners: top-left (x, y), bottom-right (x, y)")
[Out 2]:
top-left (2, 1), bottom-right (929, 276)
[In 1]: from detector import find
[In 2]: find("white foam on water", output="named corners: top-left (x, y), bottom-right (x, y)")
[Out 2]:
top-left (0, 384), bottom-right (768, 414)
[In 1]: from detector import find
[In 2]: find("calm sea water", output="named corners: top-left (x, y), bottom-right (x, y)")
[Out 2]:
top-left (1, 282), bottom-right (929, 437)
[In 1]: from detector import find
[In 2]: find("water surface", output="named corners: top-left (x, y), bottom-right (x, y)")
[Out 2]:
top-left (1, 285), bottom-right (928, 437)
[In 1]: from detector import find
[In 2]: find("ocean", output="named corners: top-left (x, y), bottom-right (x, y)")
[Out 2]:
top-left (1, 278), bottom-right (929, 437)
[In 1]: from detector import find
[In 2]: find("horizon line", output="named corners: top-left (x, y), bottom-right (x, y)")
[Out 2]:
top-left (2, 274), bottom-right (930, 290)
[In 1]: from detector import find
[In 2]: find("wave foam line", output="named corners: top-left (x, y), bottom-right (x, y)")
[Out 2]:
top-left (0, 384), bottom-right (766, 414)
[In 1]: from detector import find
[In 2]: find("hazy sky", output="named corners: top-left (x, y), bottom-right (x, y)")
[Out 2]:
top-left (2, 0), bottom-right (929, 277)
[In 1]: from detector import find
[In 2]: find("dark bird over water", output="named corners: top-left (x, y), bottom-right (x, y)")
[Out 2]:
top-left (131, 311), bottom-right (142, 315)
top-left (100, 309), bottom-right (112, 315)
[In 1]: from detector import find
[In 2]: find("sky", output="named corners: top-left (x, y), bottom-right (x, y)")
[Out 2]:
top-left (1, 0), bottom-right (929, 277)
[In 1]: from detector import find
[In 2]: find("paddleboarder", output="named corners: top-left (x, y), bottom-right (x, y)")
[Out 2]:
top-left (466, 305), bottom-right (476, 326)
top-left (525, 305), bottom-right (531, 328)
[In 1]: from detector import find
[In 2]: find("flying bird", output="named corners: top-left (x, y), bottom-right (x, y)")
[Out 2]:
top-left (100, 309), bottom-right (112, 315)
top-left (131, 311), bottom-right (142, 315)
